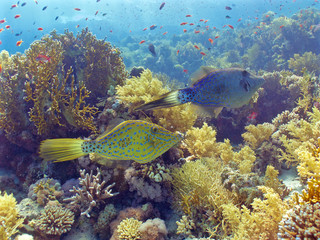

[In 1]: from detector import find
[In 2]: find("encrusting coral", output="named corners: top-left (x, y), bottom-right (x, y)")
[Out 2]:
top-left (0, 191), bottom-right (24, 240)
top-left (33, 205), bottom-right (74, 239)
top-left (65, 168), bottom-right (119, 218)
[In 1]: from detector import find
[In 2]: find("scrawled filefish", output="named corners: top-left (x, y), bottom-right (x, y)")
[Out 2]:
top-left (40, 120), bottom-right (182, 164)
top-left (135, 67), bottom-right (265, 117)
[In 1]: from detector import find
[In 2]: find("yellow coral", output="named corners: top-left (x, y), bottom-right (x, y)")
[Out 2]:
top-left (288, 52), bottom-right (320, 75)
top-left (264, 165), bottom-right (283, 196)
top-left (117, 218), bottom-right (142, 240)
top-left (278, 107), bottom-right (320, 178)
top-left (222, 186), bottom-right (288, 240)
top-left (294, 175), bottom-right (320, 205)
top-left (0, 191), bottom-right (24, 240)
top-left (242, 123), bottom-right (275, 149)
top-left (116, 69), bottom-right (196, 132)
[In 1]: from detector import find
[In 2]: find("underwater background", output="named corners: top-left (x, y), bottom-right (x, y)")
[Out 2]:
top-left (1, 0), bottom-right (320, 239)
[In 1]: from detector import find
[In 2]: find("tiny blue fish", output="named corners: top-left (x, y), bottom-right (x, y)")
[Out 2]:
top-left (135, 67), bottom-right (265, 117)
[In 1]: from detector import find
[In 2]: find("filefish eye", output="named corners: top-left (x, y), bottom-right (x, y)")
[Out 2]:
top-left (151, 126), bottom-right (158, 133)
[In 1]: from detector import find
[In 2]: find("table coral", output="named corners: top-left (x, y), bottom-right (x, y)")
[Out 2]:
top-left (65, 168), bottom-right (119, 218)
top-left (0, 191), bottom-right (24, 239)
top-left (34, 205), bottom-right (74, 239)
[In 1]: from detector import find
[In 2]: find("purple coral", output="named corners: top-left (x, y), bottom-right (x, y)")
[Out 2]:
top-left (64, 167), bottom-right (119, 218)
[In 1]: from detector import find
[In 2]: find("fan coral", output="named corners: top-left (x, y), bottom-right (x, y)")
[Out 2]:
top-left (116, 218), bottom-right (142, 240)
top-left (34, 205), bottom-right (74, 239)
top-left (0, 191), bottom-right (24, 239)
top-left (65, 168), bottom-right (119, 217)
top-left (278, 202), bottom-right (320, 239)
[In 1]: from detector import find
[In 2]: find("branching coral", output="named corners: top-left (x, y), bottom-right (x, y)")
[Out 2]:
top-left (116, 69), bottom-right (196, 132)
top-left (288, 51), bottom-right (320, 75)
top-left (65, 168), bottom-right (119, 217)
top-left (0, 191), bottom-right (24, 240)
top-left (176, 215), bottom-right (195, 237)
top-left (222, 186), bottom-right (288, 240)
top-left (242, 123), bottom-right (275, 149)
top-left (34, 205), bottom-right (74, 239)
top-left (24, 37), bottom-right (98, 135)
top-left (278, 107), bottom-right (320, 178)
top-left (171, 158), bottom-right (234, 236)
top-left (278, 202), bottom-right (320, 239)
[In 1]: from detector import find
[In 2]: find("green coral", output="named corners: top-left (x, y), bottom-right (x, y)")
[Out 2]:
top-left (288, 52), bottom-right (320, 75)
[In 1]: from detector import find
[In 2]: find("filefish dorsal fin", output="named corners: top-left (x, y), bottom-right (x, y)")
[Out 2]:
top-left (190, 66), bottom-right (216, 86)
top-left (96, 118), bottom-right (125, 141)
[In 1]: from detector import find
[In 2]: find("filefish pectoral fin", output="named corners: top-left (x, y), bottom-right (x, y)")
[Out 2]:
top-left (191, 105), bottom-right (224, 118)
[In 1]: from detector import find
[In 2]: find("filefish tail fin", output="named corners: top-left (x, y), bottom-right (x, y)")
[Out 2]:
top-left (135, 90), bottom-right (183, 111)
top-left (39, 138), bottom-right (86, 162)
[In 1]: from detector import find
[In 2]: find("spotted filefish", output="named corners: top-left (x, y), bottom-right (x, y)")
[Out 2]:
top-left (39, 120), bottom-right (182, 164)
top-left (135, 67), bottom-right (265, 117)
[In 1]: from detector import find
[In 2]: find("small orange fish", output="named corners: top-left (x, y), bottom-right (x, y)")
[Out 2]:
top-left (74, 8), bottom-right (81, 11)
top-left (215, 36), bottom-right (219, 39)
top-left (14, 15), bottom-right (21, 19)
top-left (189, 23), bottom-right (194, 26)
top-left (199, 19), bottom-right (204, 22)
top-left (204, 20), bottom-right (208, 23)
top-left (183, 29), bottom-right (187, 32)
top-left (177, 50), bottom-right (179, 55)
top-left (0, 19), bottom-right (6, 24)
top-left (0, 28), bottom-right (4, 33)
top-left (265, 15), bottom-right (270, 18)
top-left (5, 25), bottom-right (10, 29)
top-left (227, 24), bottom-right (234, 29)
top-left (254, 31), bottom-right (257, 34)
top-left (16, 40), bottom-right (23, 46)
top-left (11, 4), bottom-right (17, 9)
top-left (139, 40), bottom-right (145, 44)
top-left (180, 22), bottom-right (188, 25)
top-left (194, 30), bottom-right (200, 34)
top-left (95, 10), bottom-right (99, 16)
top-left (38, 27), bottom-right (43, 31)
top-left (279, 25), bottom-right (284, 29)
top-left (237, 18), bottom-right (242, 22)
top-left (76, 25), bottom-right (80, 28)
top-left (0, 40), bottom-right (2, 45)
top-left (183, 69), bottom-right (188, 73)
top-left (200, 52), bottom-right (206, 56)
top-left (300, 24), bottom-right (303, 28)
top-left (163, 31), bottom-right (168, 35)
top-left (194, 45), bottom-right (200, 50)
top-left (208, 38), bottom-right (213, 43)
top-left (0, 64), bottom-right (2, 73)
top-left (186, 14), bottom-right (192, 17)
top-left (143, 27), bottom-right (147, 31)
top-left (247, 111), bottom-right (258, 120)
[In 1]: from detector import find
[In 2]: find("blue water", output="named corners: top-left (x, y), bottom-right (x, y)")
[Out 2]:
top-left (0, 0), bottom-right (317, 54)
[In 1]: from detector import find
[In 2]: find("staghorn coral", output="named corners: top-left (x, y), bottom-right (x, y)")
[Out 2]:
top-left (278, 202), bottom-right (320, 239)
top-left (0, 191), bottom-right (24, 240)
top-left (222, 186), bottom-right (288, 240)
top-left (116, 218), bottom-right (142, 240)
top-left (33, 205), bottom-right (74, 239)
top-left (65, 168), bottom-right (119, 218)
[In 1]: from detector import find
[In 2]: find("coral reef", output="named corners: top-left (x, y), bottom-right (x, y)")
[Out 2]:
top-left (65, 168), bottom-right (119, 217)
top-left (0, 191), bottom-right (24, 239)
top-left (115, 218), bottom-right (142, 240)
top-left (138, 218), bottom-right (168, 240)
top-left (33, 205), bottom-right (74, 239)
